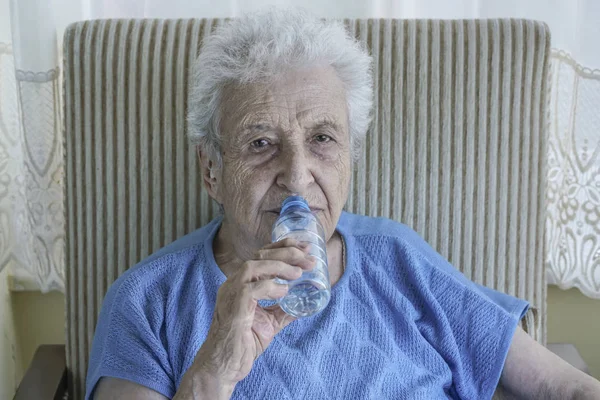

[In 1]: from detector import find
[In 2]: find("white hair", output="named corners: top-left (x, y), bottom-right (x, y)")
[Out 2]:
top-left (187, 7), bottom-right (374, 164)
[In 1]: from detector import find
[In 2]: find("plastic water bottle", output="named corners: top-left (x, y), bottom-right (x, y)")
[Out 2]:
top-left (272, 196), bottom-right (331, 317)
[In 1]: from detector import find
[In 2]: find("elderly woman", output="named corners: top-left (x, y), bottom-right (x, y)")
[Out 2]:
top-left (87, 8), bottom-right (600, 400)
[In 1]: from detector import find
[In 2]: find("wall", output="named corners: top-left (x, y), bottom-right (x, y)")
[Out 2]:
top-left (0, 286), bottom-right (64, 399)
top-left (547, 285), bottom-right (600, 379)
top-left (0, 267), bottom-right (22, 400)
top-left (11, 290), bottom-right (65, 377)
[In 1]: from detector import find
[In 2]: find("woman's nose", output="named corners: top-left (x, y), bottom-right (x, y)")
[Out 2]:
top-left (276, 145), bottom-right (315, 193)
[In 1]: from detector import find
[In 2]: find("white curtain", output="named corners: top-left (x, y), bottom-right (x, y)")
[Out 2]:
top-left (1, 0), bottom-right (599, 297)
top-left (1, 0), bottom-right (74, 293)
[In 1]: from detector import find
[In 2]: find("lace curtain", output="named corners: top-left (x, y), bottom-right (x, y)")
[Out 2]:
top-left (0, 0), bottom-right (68, 292)
top-left (546, 54), bottom-right (600, 298)
top-left (0, 0), bottom-right (599, 297)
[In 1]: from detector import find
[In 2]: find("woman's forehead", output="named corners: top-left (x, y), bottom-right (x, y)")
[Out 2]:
top-left (220, 67), bottom-right (348, 133)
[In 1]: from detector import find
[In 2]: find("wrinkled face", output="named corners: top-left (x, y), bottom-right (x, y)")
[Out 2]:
top-left (203, 66), bottom-right (352, 255)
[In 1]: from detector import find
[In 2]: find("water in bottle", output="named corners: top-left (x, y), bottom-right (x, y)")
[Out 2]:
top-left (272, 196), bottom-right (331, 317)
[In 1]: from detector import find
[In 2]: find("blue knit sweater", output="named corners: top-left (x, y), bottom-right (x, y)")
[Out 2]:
top-left (86, 212), bottom-right (528, 399)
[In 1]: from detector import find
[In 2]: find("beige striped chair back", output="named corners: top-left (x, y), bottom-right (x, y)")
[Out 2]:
top-left (63, 18), bottom-right (551, 399)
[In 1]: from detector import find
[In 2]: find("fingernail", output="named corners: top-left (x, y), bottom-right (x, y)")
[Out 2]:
top-left (278, 284), bottom-right (289, 295)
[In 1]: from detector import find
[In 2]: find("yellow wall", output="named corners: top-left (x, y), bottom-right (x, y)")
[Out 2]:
top-left (0, 267), bottom-right (22, 400)
top-left (5, 284), bottom-right (600, 394)
top-left (547, 285), bottom-right (600, 379)
top-left (11, 290), bottom-right (65, 378)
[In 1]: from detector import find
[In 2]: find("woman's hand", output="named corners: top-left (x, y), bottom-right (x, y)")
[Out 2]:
top-left (189, 239), bottom-right (315, 393)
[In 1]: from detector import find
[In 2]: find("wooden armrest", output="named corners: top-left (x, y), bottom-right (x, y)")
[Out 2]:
top-left (13, 344), bottom-right (67, 400)
top-left (547, 342), bottom-right (590, 375)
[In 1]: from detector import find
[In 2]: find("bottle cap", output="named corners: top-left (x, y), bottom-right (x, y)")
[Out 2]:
top-left (281, 196), bottom-right (310, 214)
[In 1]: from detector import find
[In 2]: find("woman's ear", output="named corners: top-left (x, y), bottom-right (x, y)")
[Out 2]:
top-left (197, 146), bottom-right (222, 204)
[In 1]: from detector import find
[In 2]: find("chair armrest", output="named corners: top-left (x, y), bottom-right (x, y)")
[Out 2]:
top-left (13, 344), bottom-right (67, 400)
top-left (547, 342), bottom-right (590, 375)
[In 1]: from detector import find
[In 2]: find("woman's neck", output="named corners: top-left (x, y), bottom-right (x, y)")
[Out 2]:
top-left (212, 223), bottom-right (250, 278)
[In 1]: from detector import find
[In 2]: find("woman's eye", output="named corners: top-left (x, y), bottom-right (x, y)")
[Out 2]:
top-left (250, 138), bottom-right (270, 149)
top-left (314, 134), bottom-right (332, 143)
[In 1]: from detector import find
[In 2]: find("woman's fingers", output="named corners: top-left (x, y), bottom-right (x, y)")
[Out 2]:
top-left (262, 238), bottom-right (311, 253)
top-left (230, 244), bottom-right (316, 284)
top-left (246, 279), bottom-right (289, 301)
top-left (262, 304), bottom-right (296, 328)
top-left (221, 240), bottom-right (321, 316)
top-left (239, 260), bottom-right (304, 282)
top-left (254, 246), bottom-right (315, 270)
top-left (198, 240), bottom-right (317, 388)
